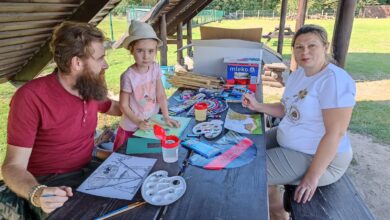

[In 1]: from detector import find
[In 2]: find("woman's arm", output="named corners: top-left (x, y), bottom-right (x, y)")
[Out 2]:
top-left (242, 93), bottom-right (285, 118)
top-left (294, 107), bottom-right (353, 203)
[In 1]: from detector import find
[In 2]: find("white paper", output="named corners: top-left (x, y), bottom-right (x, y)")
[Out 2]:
top-left (77, 153), bottom-right (156, 200)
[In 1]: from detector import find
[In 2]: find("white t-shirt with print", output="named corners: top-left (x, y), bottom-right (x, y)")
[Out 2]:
top-left (277, 63), bottom-right (356, 155)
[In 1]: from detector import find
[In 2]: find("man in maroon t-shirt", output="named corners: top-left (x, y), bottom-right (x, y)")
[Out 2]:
top-left (1, 22), bottom-right (121, 218)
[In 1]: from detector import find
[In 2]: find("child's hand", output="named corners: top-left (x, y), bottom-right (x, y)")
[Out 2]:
top-left (164, 117), bottom-right (180, 128)
top-left (242, 93), bottom-right (260, 111)
top-left (138, 120), bottom-right (150, 131)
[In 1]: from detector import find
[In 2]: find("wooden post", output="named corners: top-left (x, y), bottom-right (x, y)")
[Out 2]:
top-left (277, 0), bottom-right (288, 55)
top-left (290, 0), bottom-right (308, 71)
top-left (187, 20), bottom-right (193, 57)
top-left (332, 0), bottom-right (357, 68)
top-left (177, 22), bottom-right (183, 65)
top-left (160, 14), bottom-right (168, 66)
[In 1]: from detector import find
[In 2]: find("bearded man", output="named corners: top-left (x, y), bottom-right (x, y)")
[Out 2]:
top-left (1, 21), bottom-right (121, 219)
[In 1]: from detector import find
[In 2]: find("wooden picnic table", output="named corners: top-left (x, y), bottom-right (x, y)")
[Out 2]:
top-left (48, 90), bottom-right (268, 220)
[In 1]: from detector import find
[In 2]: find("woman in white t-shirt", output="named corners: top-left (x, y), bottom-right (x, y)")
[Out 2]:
top-left (243, 24), bottom-right (356, 220)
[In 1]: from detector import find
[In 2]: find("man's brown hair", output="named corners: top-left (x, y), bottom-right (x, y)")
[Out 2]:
top-left (50, 21), bottom-right (105, 73)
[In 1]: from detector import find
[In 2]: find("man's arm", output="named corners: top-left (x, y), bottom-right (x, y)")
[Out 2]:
top-left (105, 99), bottom-right (122, 116)
top-left (2, 145), bottom-right (72, 213)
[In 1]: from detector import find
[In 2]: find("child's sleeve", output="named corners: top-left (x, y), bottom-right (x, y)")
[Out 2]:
top-left (120, 72), bottom-right (133, 93)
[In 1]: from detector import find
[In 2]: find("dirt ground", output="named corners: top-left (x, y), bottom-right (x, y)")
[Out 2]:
top-left (264, 80), bottom-right (390, 220)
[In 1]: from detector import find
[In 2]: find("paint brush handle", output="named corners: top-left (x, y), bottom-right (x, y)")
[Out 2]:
top-left (95, 201), bottom-right (146, 220)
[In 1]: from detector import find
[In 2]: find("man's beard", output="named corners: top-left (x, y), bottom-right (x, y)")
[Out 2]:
top-left (74, 66), bottom-right (108, 101)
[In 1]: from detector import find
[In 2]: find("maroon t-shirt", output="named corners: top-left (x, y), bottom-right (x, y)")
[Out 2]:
top-left (7, 73), bottom-right (111, 176)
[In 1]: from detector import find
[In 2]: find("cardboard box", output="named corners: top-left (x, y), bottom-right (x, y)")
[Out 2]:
top-left (192, 39), bottom-right (263, 99)
top-left (200, 26), bottom-right (262, 43)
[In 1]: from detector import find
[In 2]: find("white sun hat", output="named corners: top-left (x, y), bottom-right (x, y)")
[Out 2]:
top-left (120, 20), bottom-right (162, 50)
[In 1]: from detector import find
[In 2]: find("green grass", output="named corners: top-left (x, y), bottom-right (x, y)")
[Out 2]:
top-left (1, 17), bottom-right (390, 164)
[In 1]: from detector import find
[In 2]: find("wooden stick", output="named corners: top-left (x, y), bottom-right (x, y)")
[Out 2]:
top-left (95, 202), bottom-right (146, 220)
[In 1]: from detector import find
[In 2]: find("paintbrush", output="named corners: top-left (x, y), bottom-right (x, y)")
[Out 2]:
top-left (95, 201), bottom-right (146, 220)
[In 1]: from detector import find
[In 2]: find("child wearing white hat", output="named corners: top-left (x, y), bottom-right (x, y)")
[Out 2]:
top-left (113, 20), bottom-right (179, 150)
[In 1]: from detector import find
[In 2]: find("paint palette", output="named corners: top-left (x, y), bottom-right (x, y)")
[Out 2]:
top-left (141, 170), bottom-right (186, 206)
top-left (192, 120), bottom-right (224, 139)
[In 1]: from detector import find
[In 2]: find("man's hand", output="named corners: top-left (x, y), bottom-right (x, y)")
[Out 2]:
top-left (38, 186), bottom-right (73, 213)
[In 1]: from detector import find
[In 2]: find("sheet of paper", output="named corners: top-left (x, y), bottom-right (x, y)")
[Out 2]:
top-left (224, 109), bottom-right (262, 134)
top-left (126, 137), bottom-right (161, 154)
top-left (133, 114), bottom-right (191, 139)
top-left (77, 153), bottom-right (156, 200)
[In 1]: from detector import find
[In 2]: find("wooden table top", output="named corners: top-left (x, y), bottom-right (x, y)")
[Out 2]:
top-left (48, 90), bottom-right (268, 220)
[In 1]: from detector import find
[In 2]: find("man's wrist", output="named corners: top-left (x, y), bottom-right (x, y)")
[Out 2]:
top-left (29, 184), bottom-right (47, 207)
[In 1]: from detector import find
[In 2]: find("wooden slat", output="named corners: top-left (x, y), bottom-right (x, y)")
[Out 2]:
top-left (0, 3), bottom-right (79, 13)
top-left (0, 60), bottom-right (27, 71)
top-left (0, 54), bottom-right (33, 66)
top-left (0, 27), bottom-right (53, 39)
top-left (0, 12), bottom-right (71, 22)
top-left (0, 20), bottom-right (63, 32)
top-left (12, 0), bottom-right (113, 82)
top-left (0, 66), bottom-right (21, 77)
top-left (0, 47), bottom-right (38, 60)
top-left (0, 34), bottom-right (50, 47)
top-left (0, 42), bottom-right (43, 54)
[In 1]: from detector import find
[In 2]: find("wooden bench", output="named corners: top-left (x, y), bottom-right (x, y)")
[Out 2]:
top-left (283, 174), bottom-right (375, 220)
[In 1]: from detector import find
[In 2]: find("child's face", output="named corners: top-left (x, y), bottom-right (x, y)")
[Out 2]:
top-left (131, 39), bottom-right (158, 67)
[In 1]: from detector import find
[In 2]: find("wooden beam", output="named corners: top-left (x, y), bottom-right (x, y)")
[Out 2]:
top-left (290, 0), bottom-right (308, 71)
top-left (167, 0), bottom-right (213, 36)
top-left (277, 0), bottom-right (288, 55)
top-left (332, 0), bottom-right (357, 68)
top-left (177, 22), bottom-right (183, 65)
top-left (167, 39), bottom-right (177, 44)
top-left (0, 54), bottom-right (33, 65)
top-left (166, 0), bottom-right (195, 25)
top-left (11, 0), bottom-right (111, 82)
top-left (160, 14), bottom-right (168, 66)
top-left (187, 20), bottom-right (193, 57)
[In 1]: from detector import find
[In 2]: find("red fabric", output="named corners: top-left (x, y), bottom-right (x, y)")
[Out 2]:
top-left (7, 73), bottom-right (112, 176)
top-left (113, 126), bottom-right (134, 151)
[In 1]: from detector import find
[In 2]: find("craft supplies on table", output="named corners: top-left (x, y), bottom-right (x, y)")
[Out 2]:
top-left (77, 153), bottom-right (156, 200)
top-left (154, 125), bottom-right (180, 163)
top-left (167, 71), bottom-right (224, 90)
top-left (194, 102), bottom-right (208, 121)
top-left (189, 131), bottom-right (257, 170)
top-left (126, 138), bottom-right (161, 154)
top-left (96, 201), bottom-right (146, 220)
top-left (224, 109), bottom-right (262, 134)
top-left (134, 114), bottom-right (191, 140)
top-left (141, 170), bottom-right (186, 206)
top-left (181, 139), bottom-right (222, 158)
top-left (169, 93), bottom-right (205, 115)
top-left (186, 98), bottom-right (228, 118)
top-left (192, 120), bottom-right (224, 139)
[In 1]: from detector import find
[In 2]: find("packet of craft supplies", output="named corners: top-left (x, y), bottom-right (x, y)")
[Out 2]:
top-left (181, 139), bottom-right (222, 158)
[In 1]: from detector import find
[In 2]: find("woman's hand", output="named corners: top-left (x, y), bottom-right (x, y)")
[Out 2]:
top-left (164, 116), bottom-right (180, 128)
top-left (137, 120), bottom-right (150, 131)
top-left (242, 93), bottom-right (260, 111)
top-left (294, 174), bottom-right (320, 203)
top-left (39, 186), bottom-right (73, 213)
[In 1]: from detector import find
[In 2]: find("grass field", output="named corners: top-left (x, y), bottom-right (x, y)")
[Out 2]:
top-left (0, 17), bottom-right (389, 162)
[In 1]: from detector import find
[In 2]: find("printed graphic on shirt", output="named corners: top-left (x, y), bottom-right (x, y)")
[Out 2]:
top-left (281, 88), bottom-right (308, 122)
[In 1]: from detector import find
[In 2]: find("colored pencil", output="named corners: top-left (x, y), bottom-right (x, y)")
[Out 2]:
top-left (95, 201), bottom-right (146, 220)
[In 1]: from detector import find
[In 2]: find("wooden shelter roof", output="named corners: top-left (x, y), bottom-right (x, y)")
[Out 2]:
top-left (0, 0), bottom-right (121, 84)
top-left (143, 0), bottom-right (212, 36)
